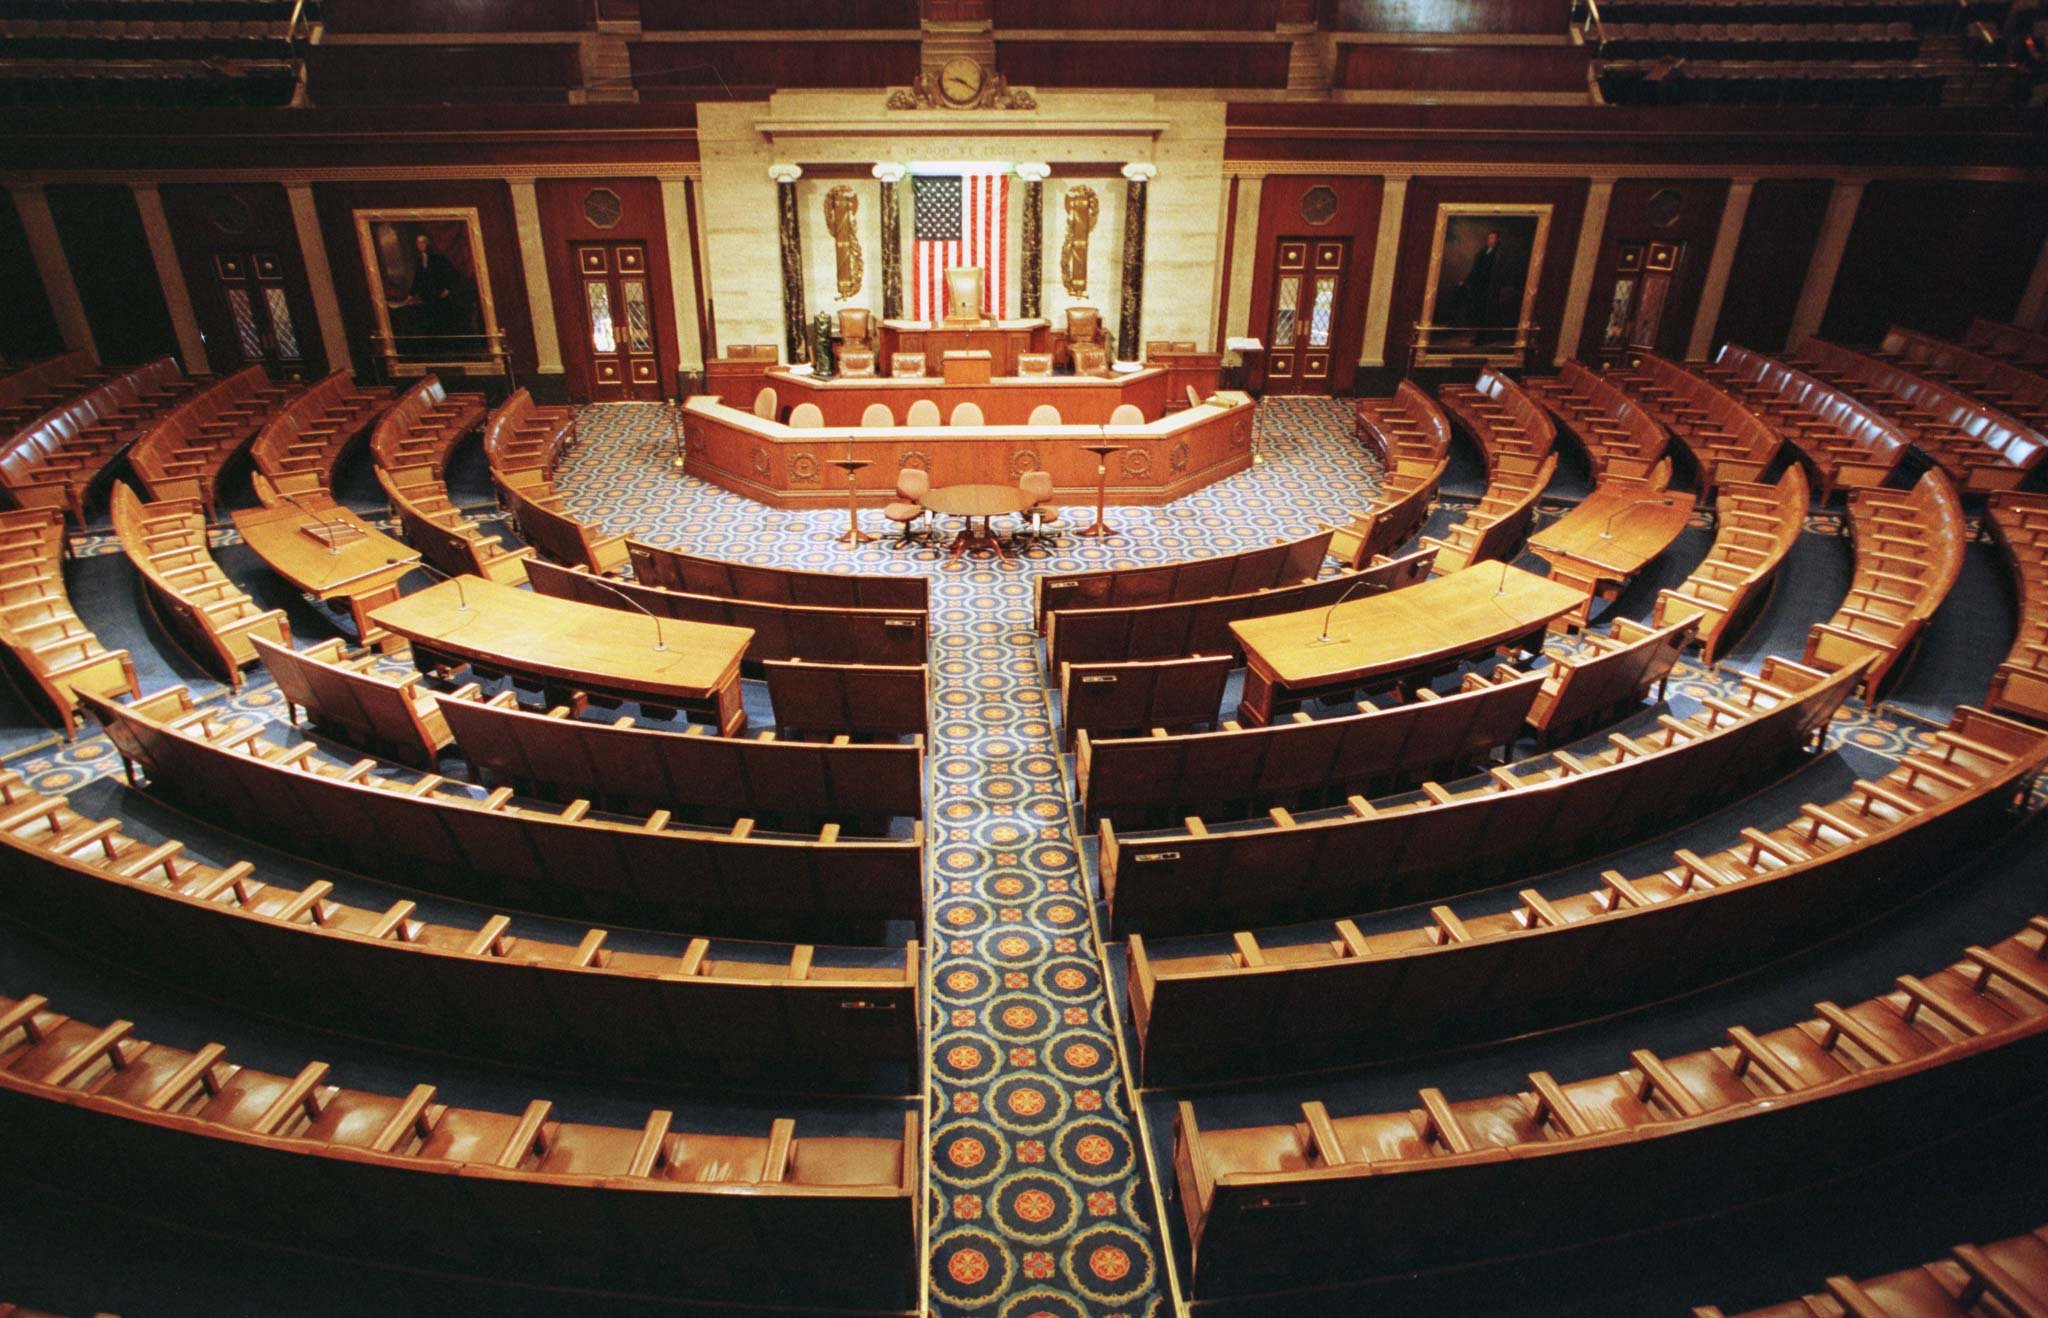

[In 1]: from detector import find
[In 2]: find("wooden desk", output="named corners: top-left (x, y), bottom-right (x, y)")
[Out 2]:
top-left (922, 483), bottom-right (1032, 559)
top-left (370, 577), bottom-right (754, 733)
top-left (759, 366), bottom-right (1169, 426)
top-left (230, 504), bottom-right (418, 643)
top-left (1229, 565), bottom-right (1585, 725)
top-left (881, 319), bottom-right (1048, 377)
top-left (1528, 486), bottom-right (1695, 626)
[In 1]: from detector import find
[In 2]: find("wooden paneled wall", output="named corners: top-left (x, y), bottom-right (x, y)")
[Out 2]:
top-left (1243, 176), bottom-right (1384, 394)
top-left (43, 185), bottom-right (178, 368)
top-left (992, 0), bottom-right (1281, 28)
top-left (1326, 0), bottom-right (1571, 31)
top-left (322, 0), bottom-right (594, 33)
top-left (1711, 178), bottom-right (1831, 355)
top-left (1577, 177), bottom-right (1731, 361)
top-left (535, 178), bottom-right (685, 400)
top-left (159, 183), bottom-right (324, 378)
top-left (305, 45), bottom-right (586, 105)
top-left (0, 191), bottom-right (63, 365)
top-left (1823, 179), bottom-right (2048, 344)
top-left (1333, 43), bottom-right (1589, 92)
top-left (994, 41), bottom-right (1293, 89)
top-left (627, 41), bottom-right (922, 99)
top-left (640, 0), bottom-right (919, 26)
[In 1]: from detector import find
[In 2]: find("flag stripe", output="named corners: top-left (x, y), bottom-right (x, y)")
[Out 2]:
top-left (910, 170), bottom-right (1009, 322)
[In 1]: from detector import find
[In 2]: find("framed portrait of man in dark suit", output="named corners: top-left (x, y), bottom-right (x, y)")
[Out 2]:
top-left (352, 206), bottom-right (500, 369)
top-left (1416, 203), bottom-right (1552, 366)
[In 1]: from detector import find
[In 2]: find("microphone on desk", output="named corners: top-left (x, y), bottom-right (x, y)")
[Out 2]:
top-left (283, 492), bottom-right (354, 557)
top-left (387, 556), bottom-right (468, 611)
top-left (1600, 496), bottom-right (1680, 540)
top-left (570, 572), bottom-right (669, 654)
top-left (1309, 575), bottom-right (1378, 647)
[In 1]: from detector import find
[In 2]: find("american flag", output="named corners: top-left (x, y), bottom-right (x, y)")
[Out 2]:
top-left (912, 172), bottom-right (1009, 322)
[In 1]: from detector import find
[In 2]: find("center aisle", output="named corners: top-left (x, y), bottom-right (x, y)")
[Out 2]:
top-left (561, 398), bottom-right (1382, 1318)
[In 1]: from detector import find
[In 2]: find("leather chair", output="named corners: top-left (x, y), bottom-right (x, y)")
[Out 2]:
top-left (949, 402), bottom-right (984, 427)
top-left (860, 403), bottom-right (895, 428)
top-left (838, 349), bottom-right (877, 378)
top-left (1146, 340), bottom-right (1175, 359)
top-left (1028, 404), bottom-right (1062, 426)
top-left (788, 402), bottom-right (824, 428)
top-left (906, 399), bottom-right (941, 427)
top-left (1073, 344), bottom-right (1111, 378)
top-left (884, 467), bottom-right (932, 548)
top-left (1015, 470), bottom-right (1064, 551)
top-left (1017, 352), bottom-right (1053, 377)
top-left (1066, 306), bottom-right (1102, 347)
top-left (839, 308), bottom-right (872, 349)
top-left (753, 387), bottom-right (778, 420)
top-left (1109, 403), bottom-right (1145, 425)
top-left (890, 353), bottom-right (926, 379)
top-left (1186, 385), bottom-right (1205, 409)
top-left (944, 267), bottom-right (985, 324)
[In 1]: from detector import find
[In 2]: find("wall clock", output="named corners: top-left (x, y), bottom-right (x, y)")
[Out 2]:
top-left (938, 58), bottom-right (986, 107)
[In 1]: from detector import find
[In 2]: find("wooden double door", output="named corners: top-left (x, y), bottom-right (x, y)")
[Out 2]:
top-left (1264, 237), bottom-right (1350, 396)
top-left (574, 241), bottom-right (662, 401)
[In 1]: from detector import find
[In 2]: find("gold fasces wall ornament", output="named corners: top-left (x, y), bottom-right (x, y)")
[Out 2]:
top-left (824, 184), bottom-right (863, 300)
top-left (1062, 185), bottom-right (1099, 297)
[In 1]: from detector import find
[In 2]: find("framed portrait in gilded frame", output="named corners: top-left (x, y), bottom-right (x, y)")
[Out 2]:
top-left (1414, 202), bottom-right (1553, 366)
top-left (351, 207), bottom-right (500, 370)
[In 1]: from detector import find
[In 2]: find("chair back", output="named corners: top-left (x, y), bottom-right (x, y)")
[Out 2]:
top-left (896, 466), bottom-right (930, 500)
top-left (1109, 403), bottom-right (1145, 426)
top-left (1173, 340), bottom-right (1197, 350)
top-left (1186, 386), bottom-right (1204, 409)
top-left (1028, 404), bottom-right (1063, 426)
top-left (949, 402), bottom-right (985, 427)
top-left (1146, 340), bottom-right (1174, 359)
top-left (753, 387), bottom-right (778, 419)
top-left (838, 349), bottom-right (877, 378)
top-left (1073, 344), bottom-right (1110, 376)
top-left (861, 403), bottom-right (895, 428)
top-left (891, 352), bottom-right (926, 378)
top-left (788, 402), bottom-right (824, 428)
top-left (1067, 306), bottom-right (1101, 342)
top-left (944, 267), bottom-right (985, 323)
top-left (838, 308), bottom-right (872, 346)
top-left (1020, 470), bottom-right (1054, 503)
top-left (1018, 352), bottom-right (1053, 377)
top-left (906, 398), bottom-right (941, 427)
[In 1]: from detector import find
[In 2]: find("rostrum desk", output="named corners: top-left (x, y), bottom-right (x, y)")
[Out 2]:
top-left (370, 577), bottom-right (754, 734)
top-left (878, 318), bottom-right (1049, 376)
top-left (1229, 564), bottom-right (1587, 726)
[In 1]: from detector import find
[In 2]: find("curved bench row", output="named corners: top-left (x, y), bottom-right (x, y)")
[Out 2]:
top-left (0, 770), bottom-right (920, 1089)
top-left (1129, 703), bottom-right (2047, 1083)
top-left (628, 538), bottom-right (929, 611)
top-left (1430, 370), bottom-right (1560, 574)
top-left (1987, 491), bottom-right (2048, 725)
top-left (1101, 653), bottom-right (1864, 936)
top-left (1439, 367), bottom-right (1559, 467)
top-left (1334, 381), bottom-right (1450, 569)
top-left (82, 686), bottom-right (925, 942)
top-left (368, 374), bottom-right (485, 475)
top-left (494, 475), bottom-right (628, 576)
top-left (373, 462), bottom-right (532, 586)
top-left (1654, 464), bottom-right (1809, 663)
top-left (1607, 349), bottom-right (1783, 497)
top-left (1523, 360), bottom-right (1669, 481)
top-left (0, 348), bottom-right (103, 430)
top-left (0, 508), bottom-right (137, 740)
top-left (0, 356), bottom-right (198, 523)
top-left (128, 364), bottom-right (294, 516)
top-left (1701, 1220), bottom-right (2048, 1317)
top-left (1032, 529), bottom-right (1332, 634)
top-left (1966, 317), bottom-right (2048, 376)
top-left (0, 991), bottom-right (920, 1310)
top-left (110, 483), bottom-right (289, 692)
top-left (1802, 468), bottom-right (1963, 698)
top-left (1170, 916), bottom-right (2048, 1301)
top-left (481, 387), bottom-right (577, 485)
top-left (248, 370), bottom-right (392, 509)
top-left (1704, 344), bottom-right (1910, 499)
top-left (1878, 324), bottom-right (2048, 433)
top-left (1794, 338), bottom-right (2043, 493)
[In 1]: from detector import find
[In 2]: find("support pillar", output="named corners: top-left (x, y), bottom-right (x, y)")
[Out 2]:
top-left (508, 179), bottom-right (564, 380)
top-left (1788, 178), bottom-right (1865, 350)
top-left (1687, 178), bottom-right (1755, 362)
top-left (660, 178), bottom-right (705, 377)
top-left (1117, 162), bottom-right (1156, 362)
top-left (129, 182), bottom-right (210, 375)
top-left (284, 181), bottom-right (351, 375)
top-left (1015, 162), bottom-right (1049, 320)
top-left (873, 163), bottom-right (905, 323)
top-left (769, 163), bottom-right (809, 363)
top-left (1360, 174), bottom-right (1409, 369)
top-left (8, 184), bottom-right (96, 359)
top-left (1554, 177), bottom-right (1615, 366)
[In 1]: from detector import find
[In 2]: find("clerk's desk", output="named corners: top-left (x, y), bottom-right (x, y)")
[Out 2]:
top-left (231, 503), bottom-right (418, 643)
top-left (1527, 483), bottom-right (1695, 627)
top-left (1228, 564), bottom-right (1586, 726)
top-left (879, 318), bottom-right (1049, 377)
top-left (370, 576), bottom-right (754, 733)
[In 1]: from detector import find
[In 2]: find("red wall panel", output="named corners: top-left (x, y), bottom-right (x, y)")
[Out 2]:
top-left (642, 0), bottom-right (917, 26)
top-left (1574, 177), bottom-right (1730, 361)
top-left (44, 185), bottom-right (179, 369)
top-left (535, 178), bottom-right (684, 401)
top-left (159, 183), bottom-right (325, 377)
top-left (1711, 178), bottom-right (1830, 357)
top-left (306, 44), bottom-right (585, 106)
top-left (323, 0), bottom-right (591, 33)
top-left (0, 191), bottom-right (63, 365)
top-left (1334, 43), bottom-right (1589, 92)
top-left (992, 0), bottom-right (1279, 28)
top-left (628, 40), bottom-right (921, 98)
top-left (995, 41), bottom-right (1291, 89)
top-left (1822, 179), bottom-right (2048, 345)
top-left (1244, 176), bottom-right (1384, 395)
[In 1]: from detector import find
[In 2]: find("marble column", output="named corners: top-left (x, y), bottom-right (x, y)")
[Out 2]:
top-left (770, 163), bottom-right (809, 363)
top-left (284, 182), bottom-right (352, 376)
top-left (7, 184), bottom-right (96, 359)
top-left (660, 179), bottom-right (706, 377)
top-left (509, 179), bottom-right (565, 377)
top-left (1015, 162), bottom-right (1049, 320)
top-left (129, 182), bottom-right (210, 376)
top-left (1554, 177), bottom-right (1616, 366)
top-left (1360, 174), bottom-right (1409, 369)
top-left (1788, 179), bottom-right (1865, 351)
top-left (872, 163), bottom-right (905, 323)
top-left (1116, 162), bottom-right (1156, 362)
top-left (1686, 178), bottom-right (1756, 363)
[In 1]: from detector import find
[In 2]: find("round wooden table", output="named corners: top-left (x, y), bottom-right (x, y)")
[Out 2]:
top-left (922, 483), bottom-right (1034, 560)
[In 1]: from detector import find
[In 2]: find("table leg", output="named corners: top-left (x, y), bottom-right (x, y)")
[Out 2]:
top-left (838, 473), bottom-right (876, 545)
top-left (1077, 460), bottom-right (1118, 539)
top-left (713, 674), bottom-right (748, 736)
top-left (1235, 666), bottom-right (1277, 727)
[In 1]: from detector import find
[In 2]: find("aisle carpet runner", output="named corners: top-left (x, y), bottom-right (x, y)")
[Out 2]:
top-left (2, 397), bottom-right (1941, 1317)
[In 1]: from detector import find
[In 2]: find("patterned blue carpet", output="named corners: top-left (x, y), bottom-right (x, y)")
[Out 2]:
top-left (0, 394), bottom-right (1969, 1316)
